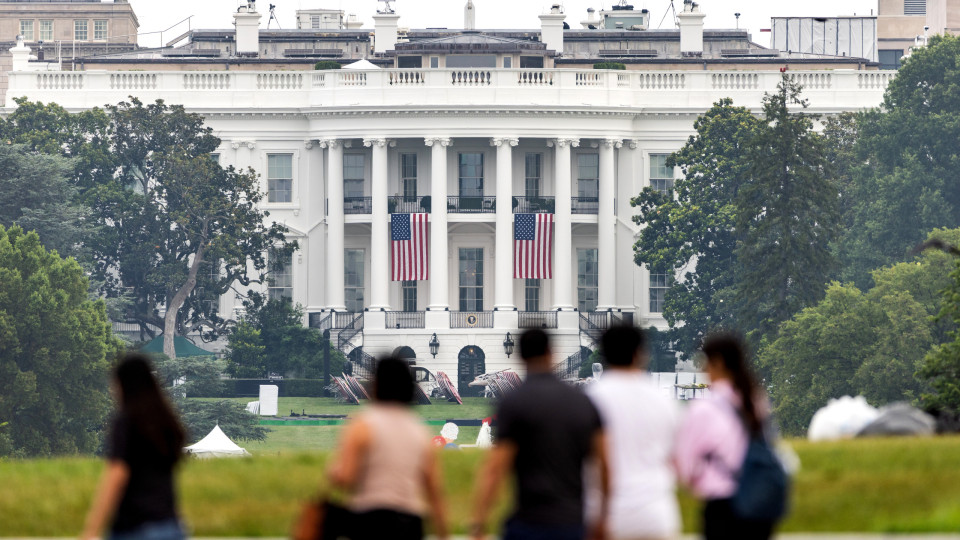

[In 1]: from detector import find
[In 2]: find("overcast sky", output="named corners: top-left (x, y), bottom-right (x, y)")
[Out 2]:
top-left (127, 0), bottom-right (879, 48)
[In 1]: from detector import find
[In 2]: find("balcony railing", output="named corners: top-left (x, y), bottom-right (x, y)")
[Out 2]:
top-left (518, 311), bottom-right (559, 329)
top-left (386, 311), bottom-right (425, 329)
top-left (388, 195), bottom-right (432, 214)
top-left (513, 196), bottom-right (556, 213)
top-left (572, 197), bottom-right (599, 214)
top-left (344, 197), bottom-right (372, 214)
top-left (448, 196), bottom-right (497, 214)
top-left (450, 311), bottom-right (494, 328)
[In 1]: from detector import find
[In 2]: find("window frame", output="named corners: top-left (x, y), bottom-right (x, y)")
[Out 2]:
top-left (268, 251), bottom-right (293, 302)
top-left (402, 280), bottom-right (418, 312)
top-left (343, 153), bottom-right (365, 199)
top-left (266, 153), bottom-right (294, 203)
top-left (20, 20), bottom-right (35, 41)
top-left (458, 248), bottom-right (484, 312)
top-left (400, 153), bottom-right (418, 198)
top-left (458, 152), bottom-right (484, 197)
top-left (649, 272), bottom-right (671, 313)
top-left (648, 153), bottom-right (676, 194)
top-left (525, 153), bottom-right (542, 198)
top-left (344, 248), bottom-right (365, 313)
top-left (74, 19), bottom-right (88, 41)
top-left (93, 19), bottom-right (108, 41)
top-left (577, 248), bottom-right (599, 313)
top-left (577, 153), bottom-right (600, 199)
top-left (524, 278), bottom-right (541, 312)
top-left (503, 56), bottom-right (513, 68)
top-left (39, 20), bottom-right (53, 41)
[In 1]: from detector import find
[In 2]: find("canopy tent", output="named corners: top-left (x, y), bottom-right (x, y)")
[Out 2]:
top-left (141, 336), bottom-right (214, 358)
top-left (184, 425), bottom-right (250, 458)
top-left (343, 59), bottom-right (379, 70)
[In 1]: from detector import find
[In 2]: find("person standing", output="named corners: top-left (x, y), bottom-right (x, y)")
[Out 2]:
top-left (471, 329), bottom-right (609, 540)
top-left (674, 333), bottom-right (777, 540)
top-left (327, 356), bottom-right (448, 540)
top-left (81, 354), bottom-right (187, 540)
top-left (585, 325), bottom-right (682, 540)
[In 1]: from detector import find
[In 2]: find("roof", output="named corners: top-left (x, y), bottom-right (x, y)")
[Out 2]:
top-left (141, 336), bottom-right (214, 357)
top-left (184, 425), bottom-right (250, 458)
top-left (395, 31), bottom-right (547, 53)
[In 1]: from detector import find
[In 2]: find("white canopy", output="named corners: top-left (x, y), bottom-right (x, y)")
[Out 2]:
top-left (184, 425), bottom-right (251, 459)
top-left (343, 59), bottom-right (380, 70)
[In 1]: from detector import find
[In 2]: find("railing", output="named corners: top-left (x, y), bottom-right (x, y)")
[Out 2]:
top-left (448, 196), bottom-right (497, 213)
top-left (308, 312), bottom-right (330, 330)
top-left (388, 195), bottom-right (431, 214)
top-left (346, 346), bottom-right (377, 380)
top-left (333, 312), bottom-right (363, 329)
top-left (450, 311), bottom-right (494, 328)
top-left (580, 312), bottom-right (610, 344)
top-left (385, 311), bottom-right (425, 329)
top-left (337, 313), bottom-right (364, 351)
top-left (572, 197), bottom-right (599, 214)
top-left (344, 197), bottom-right (372, 214)
top-left (554, 349), bottom-right (584, 380)
top-left (513, 196), bottom-right (556, 213)
top-left (518, 311), bottom-right (558, 329)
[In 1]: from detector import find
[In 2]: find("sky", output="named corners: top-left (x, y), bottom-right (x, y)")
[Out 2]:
top-left (127, 0), bottom-right (880, 49)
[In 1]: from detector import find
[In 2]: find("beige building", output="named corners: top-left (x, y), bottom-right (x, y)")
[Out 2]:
top-left (878, 0), bottom-right (960, 68)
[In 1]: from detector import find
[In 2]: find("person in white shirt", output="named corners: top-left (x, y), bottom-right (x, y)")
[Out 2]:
top-left (585, 325), bottom-right (682, 540)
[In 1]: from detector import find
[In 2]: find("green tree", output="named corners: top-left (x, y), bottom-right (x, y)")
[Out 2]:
top-left (631, 99), bottom-right (762, 358)
top-left (0, 226), bottom-right (121, 456)
top-left (735, 75), bottom-right (839, 347)
top-left (225, 322), bottom-right (266, 378)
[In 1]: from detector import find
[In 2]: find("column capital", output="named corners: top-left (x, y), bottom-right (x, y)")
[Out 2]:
top-left (490, 137), bottom-right (519, 147)
top-left (304, 139), bottom-right (315, 150)
top-left (547, 138), bottom-right (580, 148)
top-left (627, 139), bottom-right (640, 149)
top-left (231, 140), bottom-right (256, 150)
top-left (602, 138), bottom-right (623, 149)
top-left (317, 139), bottom-right (341, 149)
top-left (363, 138), bottom-right (396, 148)
top-left (425, 137), bottom-right (452, 147)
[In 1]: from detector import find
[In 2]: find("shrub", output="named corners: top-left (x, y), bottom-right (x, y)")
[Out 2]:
top-left (314, 61), bottom-right (342, 70)
top-left (593, 62), bottom-right (626, 70)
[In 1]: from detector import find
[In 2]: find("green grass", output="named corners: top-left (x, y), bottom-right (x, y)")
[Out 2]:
top-left (198, 396), bottom-right (494, 421)
top-left (2, 437), bottom-right (959, 535)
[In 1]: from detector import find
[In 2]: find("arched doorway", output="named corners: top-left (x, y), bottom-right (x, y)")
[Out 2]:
top-left (458, 345), bottom-right (486, 398)
top-left (393, 346), bottom-right (416, 361)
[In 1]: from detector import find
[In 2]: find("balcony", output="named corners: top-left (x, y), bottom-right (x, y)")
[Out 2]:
top-left (388, 195), bottom-right (431, 214)
top-left (448, 196), bottom-right (497, 214)
top-left (450, 311), bottom-right (494, 328)
top-left (512, 196), bottom-right (556, 213)
top-left (518, 311), bottom-right (558, 329)
top-left (571, 197), bottom-right (599, 214)
top-left (344, 197), bottom-right (372, 214)
top-left (386, 311), bottom-right (425, 329)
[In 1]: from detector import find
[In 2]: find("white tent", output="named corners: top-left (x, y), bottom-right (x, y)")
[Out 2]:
top-left (184, 425), bottom-right (251, 459)
top-left (343, 59), bottom-right (379, 70)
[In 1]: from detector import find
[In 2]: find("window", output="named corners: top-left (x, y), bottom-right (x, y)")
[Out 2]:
top-left (446, 55), bottom-right (497, 68)
top-left (459, 248), bottom-right (484, 311)
top-left (904, 0), bottom-right (925, 15)
top-left (74, 20), bottom-right (88, 41)
top-left (879, 49), bottom-right (903, 70)
top-left (345, 249), bottom-right (365, 312)
top-left (343, 154), bottom-right (364, 199)
top-left (430, 56), bottom-right (440, 68)
top-left (577, 249), bottom-right (599, 312)
top-left (398, 56), bottom-right (423, 68)
top-left (268, 252), bottom-right (293, 302)
top-left (210, 153), bottom-right (220, 164)
top-left (39, 20), bottom-right (53, 41)
top-left (402, 280), bottom-right (417, 311)
top-left (94, 20), bottom-right (107, 40)
top-left (401, 153), bottom-right (417, 197)
top-left (577, 154), bottom-right (599, 199)
top-left (525, 153), bottom-right (542, 197)
top-left (267, 154), bottom-right (293, 203)
top-left (649, 273), bottom-right (670, 313)
top-left (458, 153), bottom-right (484, 196)
top-left (311, 15), bottom-right (321, 29)
top-left (520, 56), bottom-right (544, 68)
top-left (20, 20), bottom-right (34, 41)
top-left (199, 258), bottom-right (221, 314)
top-left (650, 154), bottom-right (675, 193)
top-left (525, 279), bottom-right (540, 312)
top-left (503, 56), bottom-right (513, 68)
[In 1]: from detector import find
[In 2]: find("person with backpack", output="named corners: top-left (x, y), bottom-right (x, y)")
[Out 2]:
top-left (674, 333), bottom-right (788, 540)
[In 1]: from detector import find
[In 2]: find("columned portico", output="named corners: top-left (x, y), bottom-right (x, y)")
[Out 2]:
top-left (492, 137), bottom-right (519, 311)
top-left (549, 137), bottom-right (579, 311)
top-left (365, 137), bottom-right (394, 311)
top-left (597, 138), bottom-right (621, 310)
top-left (426, 137), bottom-right (451, 311)
top-left (320, 139), bottom-right (346, 311)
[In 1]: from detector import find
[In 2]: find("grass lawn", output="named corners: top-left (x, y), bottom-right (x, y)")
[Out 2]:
top-left (2, 436), bottom-right (960, 535)
top-left (198, 396), bottom-right (494, 421)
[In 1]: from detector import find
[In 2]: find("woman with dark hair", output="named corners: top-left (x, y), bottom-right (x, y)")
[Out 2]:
top-left (674, 333), bottom-right (775, 539)
top-left (81, 354), bottom-right (186, 540)
top-left (327, 356), bottom-right (448, 540)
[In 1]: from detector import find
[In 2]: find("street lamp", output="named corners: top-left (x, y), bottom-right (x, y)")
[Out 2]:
top-left (429, 333), bottom-right (439, 358)
top-left (503, 332), bottom-right (515, 358)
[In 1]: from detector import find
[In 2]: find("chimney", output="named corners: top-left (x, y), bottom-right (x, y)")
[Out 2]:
top-left (539, 4), bottom-right (566, 55)
top-left (581, 8), bottom-right (599, 29)
top-left (465, 0), bottom-right (476, 30)
top-left (344, 14), bottom-right (363, 29)
top-left (373, 3), bottom-right (400, 53)
top-left (10, 35), bottom-right (33, 71)
top-left (677, 0), bottom-right (705, 56)
top-left (233, 1), bottom-right (262, 56)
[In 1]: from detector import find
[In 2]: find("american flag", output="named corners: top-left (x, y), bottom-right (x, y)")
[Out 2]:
top-left (514, 213), bottom-right (553, 279)
top-left (391, 213), bottom-right (429, 281)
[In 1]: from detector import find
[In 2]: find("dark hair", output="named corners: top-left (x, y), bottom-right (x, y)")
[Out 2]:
top-left (601, 325), bottom-right (647, 367)
top-left (114, 354), bottom-right (185, 462)
top-left (374, 356), bottom-right (415, 404)
top-left (701, 333), bottom-right (762, 435)
top-left (519, 329), bottom-right (551, 361)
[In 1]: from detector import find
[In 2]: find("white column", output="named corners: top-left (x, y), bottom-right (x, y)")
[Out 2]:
top-left (492, 137), bottom-right (519, 311)
top-left (320, 139), bottom-right (345, 311)
top-left (426, 137), bottom-right (451, 311)
top-left (365, 138), bottom-right (393, 311)
top-left (597, 138), bottom-right (621, 310)
top-left (549, 137), bottom-right (579, 310)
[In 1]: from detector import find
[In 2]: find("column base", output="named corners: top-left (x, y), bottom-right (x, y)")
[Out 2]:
top-left (426, 305), bottom-right (450, 311)
top-left (325, 305), bottom-right (347, 312)
top-left (366, 305), bottom-right (390, 311)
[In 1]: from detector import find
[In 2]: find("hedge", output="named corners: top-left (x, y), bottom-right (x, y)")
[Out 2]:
top-left (192, 379), bottom-right (329, 398)
top-left (314, 61), bottom-right (342, 70)
top-left (593, 62), bottom-right (627, 70)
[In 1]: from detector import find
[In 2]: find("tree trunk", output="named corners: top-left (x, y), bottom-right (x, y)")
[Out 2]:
top-left (163, 244), bottom-right (208, 359)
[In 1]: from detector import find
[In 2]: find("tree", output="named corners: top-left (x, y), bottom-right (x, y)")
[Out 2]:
top-left (631, 99), bottom-right (762, 358)
top-left (224, 322), bottom-right (266, 378)
top-left (0, 226), bottom-right (121, 456)
top-left (735, 74), bottom-right (839, 347)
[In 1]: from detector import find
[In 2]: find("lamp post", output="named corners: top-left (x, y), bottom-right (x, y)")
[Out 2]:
top-left (503, 332), bottom-right (515, 358)
top-left (429, 333), bottom-right (440, 358)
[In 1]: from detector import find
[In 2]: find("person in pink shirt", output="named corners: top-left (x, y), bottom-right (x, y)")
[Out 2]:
top-left (674, 333), bottom-right (774, 540)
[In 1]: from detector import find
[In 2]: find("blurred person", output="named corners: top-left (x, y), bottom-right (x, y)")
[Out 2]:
top-left (471, 329), bottom-right (609, 540)
top-left (327, 356), bottom-right (448, 540)
top-left (585, 325), bottom-right (681, 540)
top-left (81, 354), bottom-right (187, 540)
top-left (674, 333), bottom-right (779, 540)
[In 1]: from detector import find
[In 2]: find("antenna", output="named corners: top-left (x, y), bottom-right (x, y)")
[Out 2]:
top-left (657, 0), bottom-right (677, 29)
top-left (378, 0), bottom-right (395, 14)
top-left (267, 3), bottom-right (281, 29)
